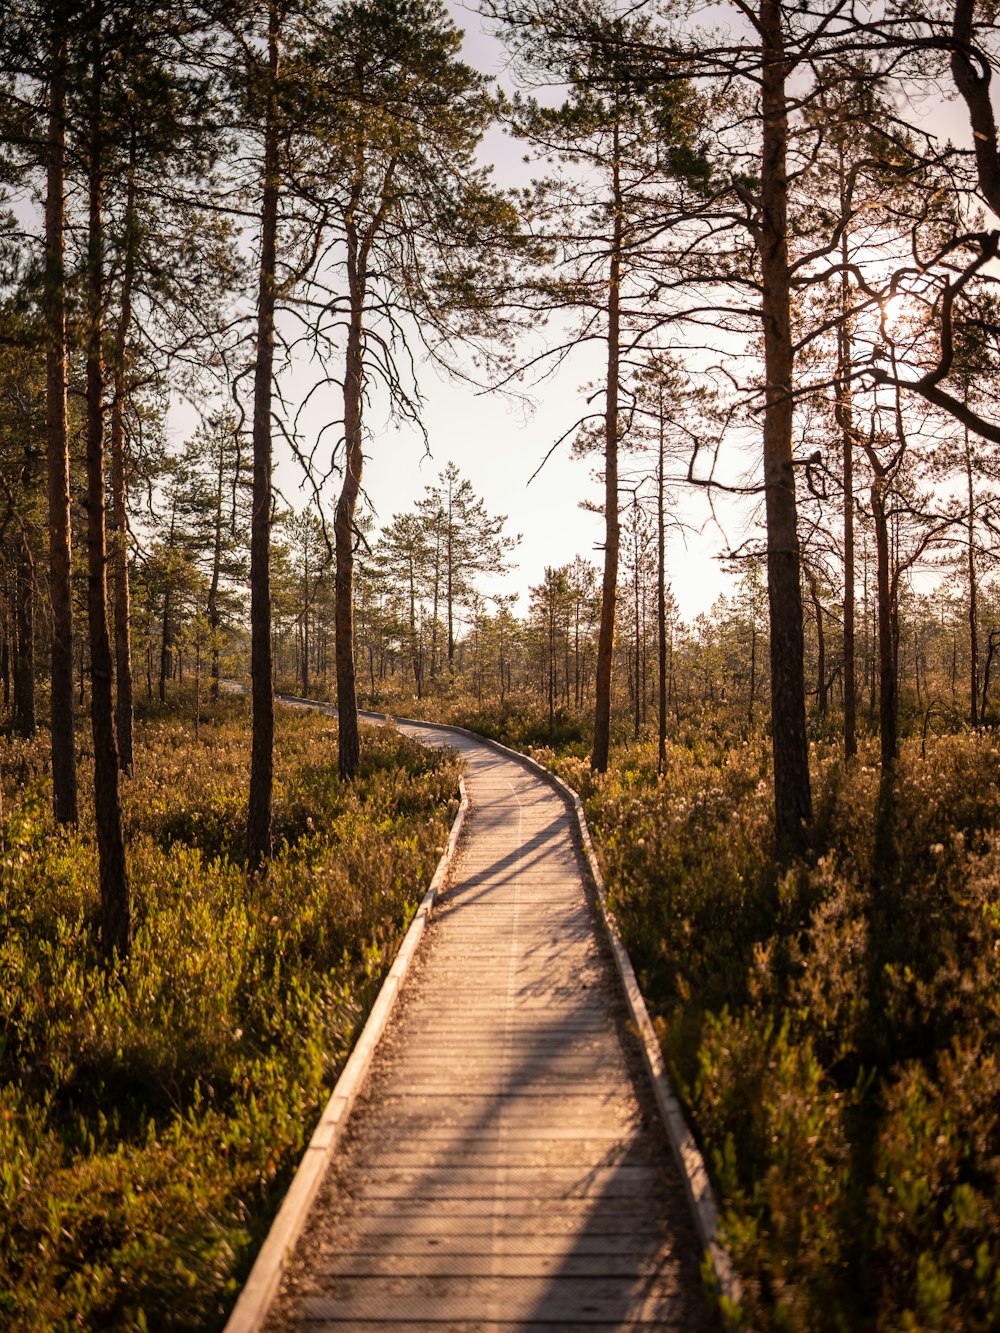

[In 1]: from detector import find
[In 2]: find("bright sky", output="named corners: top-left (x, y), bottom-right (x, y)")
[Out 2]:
top-left (273, 0), bottom-right (734, 621)
top-left (173, 1), bottom-right (978, 626)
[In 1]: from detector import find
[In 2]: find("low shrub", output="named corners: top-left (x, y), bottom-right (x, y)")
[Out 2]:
top-left (0, 701), bottom-right (459, 1330)
top-left (548, 730), bottom-right (1000, 1331)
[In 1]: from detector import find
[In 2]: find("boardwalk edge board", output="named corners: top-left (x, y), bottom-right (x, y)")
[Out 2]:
top-left (223, 706), bottom-right (468, 1333)
top-left (363, 707), bottom-right (743, 1319)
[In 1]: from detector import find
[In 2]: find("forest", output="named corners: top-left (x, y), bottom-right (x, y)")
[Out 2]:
top-left (2, 0), bottom-right (1000, 1328)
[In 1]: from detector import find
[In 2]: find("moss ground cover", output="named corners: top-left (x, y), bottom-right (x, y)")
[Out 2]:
top-left (0, 698), bottom-right (460, 1331)
top-left (535, 731), bottom-right (1000, 1331)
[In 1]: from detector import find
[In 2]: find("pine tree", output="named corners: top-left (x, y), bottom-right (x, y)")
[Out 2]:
top-left (303, 0), bottom-right (521, 777)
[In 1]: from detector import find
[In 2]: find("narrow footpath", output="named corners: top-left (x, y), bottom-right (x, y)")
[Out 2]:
top-left (264, 722), bottom-right (718, 1332)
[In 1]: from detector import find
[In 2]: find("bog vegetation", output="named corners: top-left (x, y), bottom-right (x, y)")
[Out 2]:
top-left (4, 0), bottom-right (1000, 1327)
top-left (0, 699), bottom-right (460, 1330)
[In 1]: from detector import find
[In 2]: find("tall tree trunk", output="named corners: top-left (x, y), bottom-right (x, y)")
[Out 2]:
top-left (158, 505), bottom-right (176, 705)
top-left (548, 588), bottom-right (556, 738)
top-left (808, 571), bottom-right (827, 717)
top-left (591, 125), bottom-right (622, 774)
top-left (430, 530), bottom-right (441, 679)
top-left (871, 475), bottom-right (897, 769)
top-left (965, 423), bottom-right (978, 727)
top-left (632, 513), bottom-right (641, 742)
top-left (759, 0), bottom-right (812, 850)
top-left (13, 531), bottom-right (36, 738)
top-left (335, 238), bottom-right (365, 779)
top-left (85, 26), bottom-right (130, 962)
top-left (446, 490), bottom-right (455, 667)
top-left (836, 205), bottom-right (857, 757)
top-left (159, 586), bottom-right (171, 703)
top-left (301, 540), bottom-right (310, 698)
top-left (247, 2), bottom-right (279, 868)
top-left (408, 557), bottom-right (422, 698)
top-left (46, 15), bottom-right (78, 825)
top-left (109, 126), bottom-right (138, 773)
top-left (208, 429), bottom-right (225, 702)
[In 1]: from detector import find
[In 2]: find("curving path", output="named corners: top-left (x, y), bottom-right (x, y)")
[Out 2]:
top-left (263, 721), bottom-right (718, 1332)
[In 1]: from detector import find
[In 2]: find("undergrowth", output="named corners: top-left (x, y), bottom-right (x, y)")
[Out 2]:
top-left (0, 699), bottom-right (460, 1331)
top-left (539, 731), bottom-right (1000, 1331)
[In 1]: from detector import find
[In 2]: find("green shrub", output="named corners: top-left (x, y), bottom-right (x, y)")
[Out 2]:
top-left (0, 701), bottom-right (459, 1330)
top-left (552, 730), bottom-right (1000, 1330)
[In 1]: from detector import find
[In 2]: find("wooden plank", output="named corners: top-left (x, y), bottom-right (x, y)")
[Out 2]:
top-left (248, 724), bottom-right (717, 1333)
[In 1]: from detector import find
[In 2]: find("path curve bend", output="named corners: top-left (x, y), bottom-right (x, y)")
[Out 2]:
top-left (246, 710), bottom-right (724, 1332)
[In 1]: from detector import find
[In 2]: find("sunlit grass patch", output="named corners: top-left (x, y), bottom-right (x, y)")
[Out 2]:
top-left (0, 701), bottom-right (460, 1330)
top-left (551, 731), bottom-right (1000, 1331)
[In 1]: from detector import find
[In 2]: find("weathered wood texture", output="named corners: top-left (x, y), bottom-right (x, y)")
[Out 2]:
top-left (265, 726), bottom-right (717, 1332)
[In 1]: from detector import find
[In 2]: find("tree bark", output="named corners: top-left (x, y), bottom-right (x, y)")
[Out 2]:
top-left (208, 428), bottom-right (225, 702)
top-left (591, 124), bottom-right (622, 774)
top-left (808, 570), bottom-right (827, 717)
top-left (965, 424), bottom-right (978, 727)
top-left (871, 474), bottom-right (897, 768)
top-left (759, 0), bottom-right (812, 850)
top-left (247, 1), bottom-right (280, 868)
top-left (446, 484), bottom-right (455, 667)
top-left (301, 536), bottom-right (310, 699)
top-left (632, 504), bottom-right (641, 742)
top-left (109, 127), bottom-right (138, 773)
top-left (335, 263), bottom-right (364, 779)
top-left (45, 16), bottom-right (78, 824)
top-left (407, 555), bottom-right (422, 698)
top-left (836, 196), bottom-right (857, 758)
top-left (85, 23), bottom-right (131, 962)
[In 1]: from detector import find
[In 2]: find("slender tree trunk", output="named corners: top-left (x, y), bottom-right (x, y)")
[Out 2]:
top-left (159, 585), bottom-right (171, 703)
top-left (836, 214), bottom-right (857, 757)
top-left (965, 424), bottom-right (978, 727)
top-left (632, 518), bottom-right (641, 742)
top-left (429, 530), bottom-right (441, 679)
top-left (247, 3), bottom-right (280, 868)
top-left (408, 558), bottom-right (422, 697)
top-left (195, 621), bottom-right (202, 741)
top-left (548, 588), bottom-right (556, 738)
top-left (46, 17), bottom-right (78, 824)
top-left (335, 243), bottom-right (365, 779)
top-left (871, 476), bottom-right (897, 769)
top-left (13, 531), bottom-right (36, 738)
top-left (446, 493), bottom-right (455, 667)
top-left (759, 0), bottom-right (812, 850)
top-left (158, 505), bottom-right (176, 705)
top-left (982, 631), bottom-right (1000, 719)
top-left (85, 27), bottom-right (130, 962)
top-left (809, 573), bottom-right (827, 717)
top-left (208, 430), bottom-right (225, 702)
top-left (591, 126), bottom-right (622, 774)
top-left (109, 127), bottom-right (138, 773)
top-left (301, 538), bottom-right (310, 698)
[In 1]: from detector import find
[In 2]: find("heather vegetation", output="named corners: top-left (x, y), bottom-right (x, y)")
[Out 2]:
top-left (556, 730), bottom-right (1000, 1331)
top-left (6, 0), bottom-right (1000, 1327)
top-left (0, 698), bottom-right (459, 1330)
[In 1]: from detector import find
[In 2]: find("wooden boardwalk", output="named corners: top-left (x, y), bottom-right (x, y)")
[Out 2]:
top-left (264, 723), bottom-right (718, 1332)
